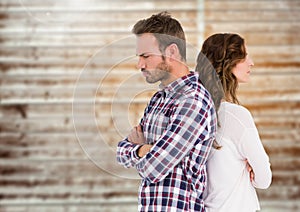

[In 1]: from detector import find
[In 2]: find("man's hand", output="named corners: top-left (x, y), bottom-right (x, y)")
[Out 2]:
top-left (128, 125), bottom-right (145, 145)
top-left (138, 144), bottom-right (153, 158)
top-left (246, 160), bottom-right (254, 182)
top-left (127, 125), bottom-right (152, 158)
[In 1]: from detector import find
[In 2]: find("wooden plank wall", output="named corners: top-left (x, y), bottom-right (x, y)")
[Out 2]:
top-left (0, 0), bottom-right (299, 211)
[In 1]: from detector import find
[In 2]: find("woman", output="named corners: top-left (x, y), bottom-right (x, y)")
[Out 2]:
top-left (196, 33), bottom-right (272, 212)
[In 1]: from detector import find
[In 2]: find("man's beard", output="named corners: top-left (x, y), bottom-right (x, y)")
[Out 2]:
top-left (145, 61), bottom-right (172, 84)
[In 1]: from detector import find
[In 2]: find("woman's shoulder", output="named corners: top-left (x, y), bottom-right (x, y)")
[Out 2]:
top-left (221, 102), bottom-right (251, 114)
top-left (221, 102), bottom-right (255, 127)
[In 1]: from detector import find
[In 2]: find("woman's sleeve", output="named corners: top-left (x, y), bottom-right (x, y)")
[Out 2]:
top-left (238, 111), bottom-right (272, 189)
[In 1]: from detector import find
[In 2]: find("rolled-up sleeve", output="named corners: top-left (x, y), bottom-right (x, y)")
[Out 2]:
top-left (116, 138), bottom-right (142, 168)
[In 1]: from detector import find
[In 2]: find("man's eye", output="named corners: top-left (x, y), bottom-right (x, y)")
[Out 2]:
top-left (143, 55), bottom-right (150, 58)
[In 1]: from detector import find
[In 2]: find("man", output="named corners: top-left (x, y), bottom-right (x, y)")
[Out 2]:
top-left (116, 11), bottom-right (216, 211)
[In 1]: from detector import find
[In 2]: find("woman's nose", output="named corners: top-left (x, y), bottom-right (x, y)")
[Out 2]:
top-left (248, 57), bottom-right (254, 66)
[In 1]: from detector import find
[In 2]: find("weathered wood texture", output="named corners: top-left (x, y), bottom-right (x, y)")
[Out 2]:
top-left (0, 0), bottom-right (299, 211)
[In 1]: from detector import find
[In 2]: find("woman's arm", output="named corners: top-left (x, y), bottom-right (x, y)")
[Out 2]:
top-left (239, 120), bottom-right (272, 189)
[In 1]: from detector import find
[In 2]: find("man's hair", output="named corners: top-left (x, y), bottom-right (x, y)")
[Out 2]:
top-left (132, 11), bottom-right (186, 61)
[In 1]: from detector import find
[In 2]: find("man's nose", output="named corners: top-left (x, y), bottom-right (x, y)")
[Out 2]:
top-left (136, 57), bottom-right (146, 69)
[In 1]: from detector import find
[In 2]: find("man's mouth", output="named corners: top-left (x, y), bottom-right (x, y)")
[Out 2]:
top-left (141, 70), bottom-right (149, 77)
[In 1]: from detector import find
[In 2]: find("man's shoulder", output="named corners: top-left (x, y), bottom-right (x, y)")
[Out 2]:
top-left (189, 81), bottom-right (212, 103)
top-left (175, 82), bottom-right (213, 109)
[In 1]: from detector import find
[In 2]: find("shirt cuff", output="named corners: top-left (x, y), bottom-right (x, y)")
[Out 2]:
top-left (131, 144), bottom-right (142, 163)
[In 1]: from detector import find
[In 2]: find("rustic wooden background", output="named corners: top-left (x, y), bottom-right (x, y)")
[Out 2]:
top-left (0, 0), bottom-right (299, 211)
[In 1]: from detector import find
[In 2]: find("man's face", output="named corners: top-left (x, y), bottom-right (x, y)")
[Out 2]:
top-left (136, 33), bottom-right (171, 84)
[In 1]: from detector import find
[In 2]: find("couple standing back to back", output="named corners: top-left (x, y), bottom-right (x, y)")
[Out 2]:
top-left (116, 11), bottom-right (272, 212)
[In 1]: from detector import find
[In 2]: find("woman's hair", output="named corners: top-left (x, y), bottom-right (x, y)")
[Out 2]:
top-left (196, 33), bottom-right (247, 149)
top-left (132, 11), bottom-right (186, 62)
top-left (196, 33), bottom-right (247, 106)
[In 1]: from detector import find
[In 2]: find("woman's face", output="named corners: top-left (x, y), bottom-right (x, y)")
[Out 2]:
top-left (231, 46), bottom-right (254, 83)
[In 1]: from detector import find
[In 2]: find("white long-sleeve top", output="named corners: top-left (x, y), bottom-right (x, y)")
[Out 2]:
top-left (204, 102), bottom-right (272, 212)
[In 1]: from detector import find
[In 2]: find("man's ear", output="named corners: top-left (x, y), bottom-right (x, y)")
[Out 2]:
top-left (165, 43), bottom-right (180, 61)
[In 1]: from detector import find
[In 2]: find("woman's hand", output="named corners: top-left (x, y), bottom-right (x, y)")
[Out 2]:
top-left (246, 160), bottom-right (255, 182)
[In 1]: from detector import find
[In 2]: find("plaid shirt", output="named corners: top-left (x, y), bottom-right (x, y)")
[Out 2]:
top-left (117, 72), bottom-right (216, 212)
